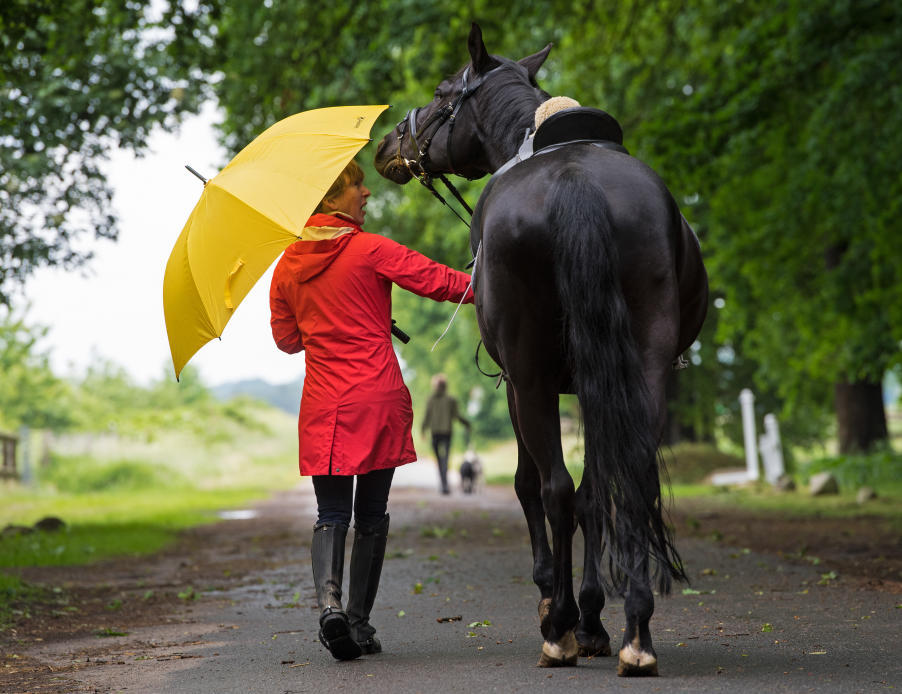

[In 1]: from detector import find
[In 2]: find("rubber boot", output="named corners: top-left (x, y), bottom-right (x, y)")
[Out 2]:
top-left (311, 523), bottom-right (361, 661)
top-left (347, 514), bottom-right (390, 654)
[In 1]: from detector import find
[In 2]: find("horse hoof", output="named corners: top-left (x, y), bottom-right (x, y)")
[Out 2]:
top-left (537, 598), bottom-right (552, 639)
top-left (537, 630), bottom-right (578, 668)
top-left (576, 631), bottom-right (611, 658)
top-left (617, 643), bottom-right (658, 677)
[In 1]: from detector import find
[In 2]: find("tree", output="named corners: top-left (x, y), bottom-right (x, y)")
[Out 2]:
top-left (190, 1), bottom-right (901, 452)
top-left (640, 0), bottom-right (901, 452)
top-left (0, 308), bottom-right (74, 430)
top-left (0, 0), bottom-right (210, 304)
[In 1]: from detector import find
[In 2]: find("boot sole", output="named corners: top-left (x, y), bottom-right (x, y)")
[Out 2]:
top-left (320, 613), bottom-right (362, 661)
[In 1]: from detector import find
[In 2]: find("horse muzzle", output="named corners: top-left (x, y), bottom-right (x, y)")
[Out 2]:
top-left (374, 133), bottom-right (415, 184)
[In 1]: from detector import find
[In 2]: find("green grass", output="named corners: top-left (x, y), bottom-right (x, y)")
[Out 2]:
top-left (0, 573), bottom-right (49, 628)
top-left (673, 483), bottom-right (902, 526)
top-left (0, 486), bottom-right (278, 568)
top-left (1, 402), bottom-right (300, 586)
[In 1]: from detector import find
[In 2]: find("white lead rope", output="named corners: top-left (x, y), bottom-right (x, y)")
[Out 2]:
top-left (431, 242), bottom-right (480, 352)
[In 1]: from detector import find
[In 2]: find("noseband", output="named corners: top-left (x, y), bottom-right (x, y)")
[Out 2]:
top-left (394, 65), bottom-right (503, 225)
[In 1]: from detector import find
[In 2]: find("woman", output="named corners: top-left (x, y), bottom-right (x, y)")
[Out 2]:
top-left (270, 159), bottom-right (473, 661)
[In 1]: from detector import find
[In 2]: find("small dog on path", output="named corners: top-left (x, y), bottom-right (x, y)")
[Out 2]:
top-left (459, 448), bottom-right (482, 494)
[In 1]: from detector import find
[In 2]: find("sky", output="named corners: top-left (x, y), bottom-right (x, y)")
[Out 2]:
top-left (17, 104), bottom-right (306, 388)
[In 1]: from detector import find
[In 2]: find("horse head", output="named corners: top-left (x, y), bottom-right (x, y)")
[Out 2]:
top-left (374, 23), bottom-right (552, 184)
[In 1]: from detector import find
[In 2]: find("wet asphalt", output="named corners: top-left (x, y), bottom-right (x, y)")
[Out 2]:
top-left (24, 461), bottom-right (901, 693)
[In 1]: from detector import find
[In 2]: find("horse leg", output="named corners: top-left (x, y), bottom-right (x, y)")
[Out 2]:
top-left (617, 550), bottom-right (657, 676)
top-left (507, 383), bottom-right (554, 634)
top-left (510, 385), bottom-right (579, 667)
top-left (573, 481), bottom-right (611, 657)
top-left (618, 355), bottom-right (671, 677)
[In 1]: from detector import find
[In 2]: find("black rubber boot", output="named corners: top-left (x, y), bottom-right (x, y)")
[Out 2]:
top-left (311, 523), bottom-right (361, 661)
top-left (347, 514), bottom-right (390, 654)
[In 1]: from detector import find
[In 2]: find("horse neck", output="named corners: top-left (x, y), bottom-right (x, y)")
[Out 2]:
top-left (477, 83), bottom-right (546, 172)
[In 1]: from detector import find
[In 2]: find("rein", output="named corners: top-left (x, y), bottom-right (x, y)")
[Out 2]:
top-left (394, 65), bottom-right (504, 229)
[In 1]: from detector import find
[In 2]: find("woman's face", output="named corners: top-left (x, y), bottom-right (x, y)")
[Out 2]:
top-left (325, 177), bottom-right (371, 225)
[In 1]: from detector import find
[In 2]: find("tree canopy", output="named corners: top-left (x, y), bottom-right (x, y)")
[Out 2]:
top-left (4, 0), bottom-right (900, 450)
top-left (0, 0), bottom-right (209, 304)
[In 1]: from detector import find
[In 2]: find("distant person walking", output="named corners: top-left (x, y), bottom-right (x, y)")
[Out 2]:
top-left (421, 374), bottom-right (470, 494)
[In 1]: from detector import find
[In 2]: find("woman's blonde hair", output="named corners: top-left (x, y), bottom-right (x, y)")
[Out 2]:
top-left (317, 159), bottom-right (364, 213)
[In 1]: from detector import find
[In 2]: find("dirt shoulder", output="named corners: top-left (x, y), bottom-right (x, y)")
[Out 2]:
top-left (669, 496), bottom-right (902, 593)
top-left (2, 484), bottom-right (900, 692)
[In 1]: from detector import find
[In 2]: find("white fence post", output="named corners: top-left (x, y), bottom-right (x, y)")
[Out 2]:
top-left (739, 389), bottom-right (760, 481)
top-left (759, 413), bottom-right (785, 484)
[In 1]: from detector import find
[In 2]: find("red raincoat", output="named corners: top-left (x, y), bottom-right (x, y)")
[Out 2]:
top-left (270, 213), bottom-right (474, 477)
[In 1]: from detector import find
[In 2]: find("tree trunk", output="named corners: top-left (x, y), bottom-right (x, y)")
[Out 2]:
top-left (834, 380), bottom-right (888, 454)
top-left (662, 369), bottom-right (712, 445)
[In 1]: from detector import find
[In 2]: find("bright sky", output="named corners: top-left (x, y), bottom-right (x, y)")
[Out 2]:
top-left (18, 103), bottom-right (306, 387)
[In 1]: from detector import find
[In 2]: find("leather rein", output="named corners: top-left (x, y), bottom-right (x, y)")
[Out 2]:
top-left (393, 65), bottom-right (503, 227)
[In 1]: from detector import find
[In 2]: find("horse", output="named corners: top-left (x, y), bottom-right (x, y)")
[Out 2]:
top-left (374, 24), bottom-right (708, 676)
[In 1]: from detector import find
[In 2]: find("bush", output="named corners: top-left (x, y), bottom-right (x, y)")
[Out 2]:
top-left (40, 455), bottom-right (187, 494)
top-left (802, 448), bottom-right (902, 491)
top-left (662, 442), bottom-right (746, 484)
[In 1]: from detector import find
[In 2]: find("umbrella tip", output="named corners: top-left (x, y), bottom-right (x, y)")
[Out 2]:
top-left (185, 164), bottom-right (208, 184)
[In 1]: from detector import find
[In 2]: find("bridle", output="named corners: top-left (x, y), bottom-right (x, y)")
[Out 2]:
top-left (393, 65), bottom-right (504, 227)
top-left (394, 63), bottom-right (509, 384)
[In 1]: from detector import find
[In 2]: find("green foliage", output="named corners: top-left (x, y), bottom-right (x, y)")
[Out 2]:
top-left (802, 449), bottom-right (902, 492)
top-left (7, 1), bottom-right (898, 453)
top-left (38, 454), bottom-right (186, 494)
top-left (635, 0), bottom-right (902, 438)
top-left (0, 0), bottom-right (210, 303)
top-left (61, 357), bottom-right (272, 442)
top-left (0, 307), bottom-right (75, 430)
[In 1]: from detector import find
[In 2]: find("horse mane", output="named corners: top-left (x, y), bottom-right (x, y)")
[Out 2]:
top-left (477, 59), bottom-right (550, 156)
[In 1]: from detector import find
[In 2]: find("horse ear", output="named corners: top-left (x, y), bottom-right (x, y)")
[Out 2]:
top-left (519, 43), bottom-right (553, 80)
top-left (468, 22), bottom-right (494, 74)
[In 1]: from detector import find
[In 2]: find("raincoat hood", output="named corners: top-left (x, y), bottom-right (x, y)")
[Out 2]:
top-left (280, 213), bottom-right (363, 283)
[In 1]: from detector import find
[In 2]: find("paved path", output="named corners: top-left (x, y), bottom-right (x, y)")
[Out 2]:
top-left (20, 461), bottom-right (902, 693)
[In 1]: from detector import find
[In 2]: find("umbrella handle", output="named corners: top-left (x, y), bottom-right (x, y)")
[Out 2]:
top-left (391, 320), bottom-right (410, 344)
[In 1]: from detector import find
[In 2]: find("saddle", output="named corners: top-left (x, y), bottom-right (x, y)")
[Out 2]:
top-left (534, 107), bottom-right (624, 150)
top-left (494, 107), bottom-right (629, 178)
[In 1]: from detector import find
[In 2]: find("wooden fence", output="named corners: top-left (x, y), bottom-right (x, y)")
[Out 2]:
top-left (0, 431), bottom-right (18, 479)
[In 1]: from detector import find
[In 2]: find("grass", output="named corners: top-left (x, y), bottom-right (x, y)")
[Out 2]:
top-left (0, 401), bottom-right (303, 627)
top-left (674, 482), bottom-right (902, 526)
top-left (0, 487), bottom-right (279, 568)
top-left (480, 437), bottom-right (742, 491)
top-left (476, 436), bottom-right (900, 521)
top-left (0, 573), bottom-right (49, 628)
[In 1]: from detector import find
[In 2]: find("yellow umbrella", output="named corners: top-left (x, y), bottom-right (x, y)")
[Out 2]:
top-left (163, 104), bottom-right (390, 379)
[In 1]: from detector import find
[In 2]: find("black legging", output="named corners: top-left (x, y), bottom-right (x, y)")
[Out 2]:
top-left (312, 467), bottom-right (395, 529)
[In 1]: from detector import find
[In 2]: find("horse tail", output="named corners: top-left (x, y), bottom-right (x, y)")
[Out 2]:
top-left (547, 165), bottom-right (685, 595)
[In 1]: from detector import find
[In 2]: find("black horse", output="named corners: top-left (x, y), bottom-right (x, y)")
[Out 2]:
top-left (375, 24), bottom-right (707, 675)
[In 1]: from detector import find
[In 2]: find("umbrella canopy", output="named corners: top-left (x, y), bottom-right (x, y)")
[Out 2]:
top-left (163, 104), bottom-right (389, 379)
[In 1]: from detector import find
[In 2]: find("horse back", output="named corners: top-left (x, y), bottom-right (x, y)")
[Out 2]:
top-left (471, 145), bottom-right (706, 361)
